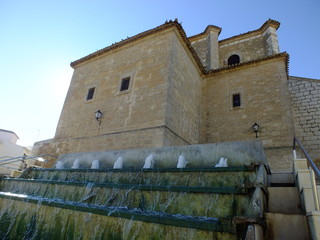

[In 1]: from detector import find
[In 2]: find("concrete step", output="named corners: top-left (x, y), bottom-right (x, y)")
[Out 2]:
top-left (270, 171), bottom-right (295, 187)
top-left (265, 212), bottom-right (309, 240)
top-left (268, 187), bottom-right (303, 214)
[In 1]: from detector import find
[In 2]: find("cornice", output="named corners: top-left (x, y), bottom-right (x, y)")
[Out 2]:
top-left (70, 19), bottom-right (205, 73)
top-left (70, 19), bottom-right (286, 77)
top-left (219, 19), bottom-right (280, 45)
top-left (188, 25), bottom-right (222, 42)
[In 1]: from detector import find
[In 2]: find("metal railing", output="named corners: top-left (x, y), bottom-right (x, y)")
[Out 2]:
top-left (293, 137), bottom-right (320, 178)
top-left (0, 154), bottom-right (56, 167)
top-left (293, 137), bottom-right (320, 211)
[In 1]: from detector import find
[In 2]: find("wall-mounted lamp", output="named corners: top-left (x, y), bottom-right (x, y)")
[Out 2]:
top-left (252, 122), bottom-right (260, 138)
top-left (95, 110), bottom-right (103, 125)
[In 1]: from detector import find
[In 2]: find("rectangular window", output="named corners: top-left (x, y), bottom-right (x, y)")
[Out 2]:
top-left (232, 93), bottom-right (241, 107)
top-left (120, 77), bottom-right (130, 91)
top-left (86, 87), bottom-right (95, 100)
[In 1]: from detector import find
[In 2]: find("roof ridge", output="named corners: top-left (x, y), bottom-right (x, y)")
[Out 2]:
top-left (70, 19), bottom-right (205, 72)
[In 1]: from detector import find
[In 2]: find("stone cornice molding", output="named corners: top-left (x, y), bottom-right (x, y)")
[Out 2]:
top-left (70, 19), bottom-right (205, 73)
top-left (188, 25), bottom-right (222, 42)
top-left (219, 19), bottom-right (280, 45)
top-left (70, 19), bottom-right (285, 77)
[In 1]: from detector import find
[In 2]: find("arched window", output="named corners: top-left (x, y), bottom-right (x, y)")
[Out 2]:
top-left (228, 54), bottom-right (240, 66)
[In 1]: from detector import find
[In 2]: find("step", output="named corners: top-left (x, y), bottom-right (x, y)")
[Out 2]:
top-left (270, 171), bottom-right (295, 187)
top-left (265, 212), bottom-right (309, 240)
top-left (0, 178), bottom-right (258, 219)
top-left (0, 193), bottom-right (237, 240)
top-left (267, 187), bottom-right (302, 214)
top-left (20, 166), bottom-right (258, 188)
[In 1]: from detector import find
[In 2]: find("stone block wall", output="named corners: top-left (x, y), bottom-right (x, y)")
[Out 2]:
top-left (202, 57), bottom-right (294, 147)
top-left (201, 57), bottom-right (294, 171)
top-left (165, 33), bottom-right (202, 145)
top-left (54, 30), bottom-right (174, 141)
top-left (190, 38), bottom-right (208, 69)
top-left (288, 76), bottom-right (320, 161)
top-left (219, 35), bottom-right (267, 67)
top-left (33, 126), bottom-right (169, 167)
top-left (218, 21), bottom-right (279, 68)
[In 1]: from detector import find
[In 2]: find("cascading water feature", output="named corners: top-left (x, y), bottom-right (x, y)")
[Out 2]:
top-left (143, 154), bottom-right (154, 169)
top-left (71, 159), bottom-right (80, 169)
top-left (91, 160), bottom-right (100, 169)
top-left (177, 155), bottom-right (188, 168)
top-left (0, 141), bottom-right (269, 239)
top-left (113, 156), bottom-right (123, 169)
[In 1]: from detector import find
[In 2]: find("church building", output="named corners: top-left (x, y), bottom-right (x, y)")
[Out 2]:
top-left (33, 19), bottom-right (320, 171)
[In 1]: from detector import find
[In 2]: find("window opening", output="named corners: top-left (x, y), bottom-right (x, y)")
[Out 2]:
top-left (228, 55), bottom-right (240, 66)
top-left (86, 87), bottom-right (95, 100)
top-left (120, 77), bottom-right (130, 91)
top-left (232, 93), bottom-right (241, 108)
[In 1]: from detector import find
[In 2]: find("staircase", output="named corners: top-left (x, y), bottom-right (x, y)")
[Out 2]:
top-left (263, 138), bottom-right (320, 240)
top-left (265, 175), bottom-right (310, 239)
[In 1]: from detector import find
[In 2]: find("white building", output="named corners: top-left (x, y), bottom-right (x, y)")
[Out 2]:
top-left (0, 129), bottom-right (30, 175)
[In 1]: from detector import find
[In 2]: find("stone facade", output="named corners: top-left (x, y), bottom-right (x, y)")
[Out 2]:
top-left (288, 76), bottom-right (320, 162)
top-left (33, 19), bottom-right (319, 171)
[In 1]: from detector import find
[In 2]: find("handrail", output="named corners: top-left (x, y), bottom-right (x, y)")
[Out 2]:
top-left (293, 137), bottom-right (320, 179)
top-left (293, 137), bottom-right (319, 211)
top-left (0, 154), bottom-right (57, 166)
top-left (0, 156), bottom-right (14, 160)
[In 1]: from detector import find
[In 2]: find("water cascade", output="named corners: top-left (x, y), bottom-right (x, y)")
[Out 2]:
top-left (55, 161), bottom-right (64, 169)
top-left (215, 157), bottom-right (228, 167)
top-left (71, 159), bottom-right (80, 169)
top-left (143, 153), bottom-right (154, 169)
top-left (0, 141), bottom-right (269, 239)
top-left (113, 156), bottom-right (123, 169)
top-left (91, 160), bottom-right (100, 169)
top-left (177, 155), bottom-right (188, 168)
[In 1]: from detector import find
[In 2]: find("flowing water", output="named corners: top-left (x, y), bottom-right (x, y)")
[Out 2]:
top-left (0, 164), bottom-right (266, 239)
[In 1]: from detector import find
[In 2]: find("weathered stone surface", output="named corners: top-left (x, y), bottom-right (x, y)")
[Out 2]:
top-left (289, 76), bottom-right (320, 162)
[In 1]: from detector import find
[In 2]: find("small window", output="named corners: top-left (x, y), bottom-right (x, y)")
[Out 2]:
top-left (120, 77), bottom-right (130, 91)
top-left (232, 93), bottom-right (241, 108)
top-left (228, 55), bottom-right (240, 66)
top-left (86, 87), bottom-right (95, 100)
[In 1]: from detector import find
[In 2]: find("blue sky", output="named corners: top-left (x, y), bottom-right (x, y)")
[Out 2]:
top-left (1, 0), bottom-right (319, 147)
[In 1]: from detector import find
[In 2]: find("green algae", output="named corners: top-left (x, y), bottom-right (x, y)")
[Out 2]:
top-left (0, 164), bottom-right (266, 239)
